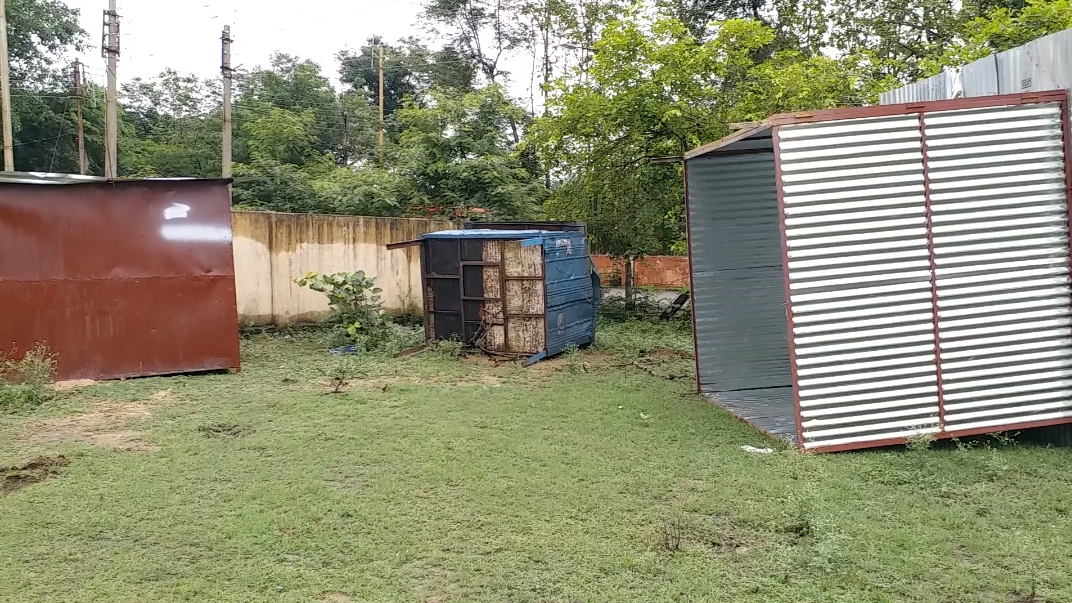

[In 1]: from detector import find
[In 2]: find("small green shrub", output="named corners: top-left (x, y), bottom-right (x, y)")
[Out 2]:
top-left (296, 271), bottom-right (393, 347)
top-left (429, 339), bottom-right (465, 359)
top-left (0, 343), bottom-right (56, 413)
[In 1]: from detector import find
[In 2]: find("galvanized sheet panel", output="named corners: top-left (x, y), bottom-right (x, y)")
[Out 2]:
top-left (686, 152), bottom-right (793, 394)
top-left (879, 71), bottom-right (957, 105)
top-left (962, 28), bottom-right (1072, 97)
top-left (924, 102), bottom-right (1072, 432)
top-left (0, 180), bottom-right (241, 380)
top-left (778, 115), bottom-right (941, 450)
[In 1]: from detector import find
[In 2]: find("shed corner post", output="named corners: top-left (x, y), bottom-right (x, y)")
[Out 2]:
top-left (682, 158), bottom-right (702, 394)
top-left (1060, 93), bottom-right (1072, 285)
top-left (771, 125), bottom-right (805, 449)
top-left (918, 110), bottom-right (946, 434)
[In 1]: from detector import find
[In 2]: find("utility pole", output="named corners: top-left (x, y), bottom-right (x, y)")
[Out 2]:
top-left (0, 0), bottom-right (14, 171)
top-left (102, 1), bottom-right (119, 178)
top-left (73, 61), bottom-right (87, 175)
top-left (378, 45), bottom-right (384, 166)
top-left (221, 25), bottom-right (232, 178)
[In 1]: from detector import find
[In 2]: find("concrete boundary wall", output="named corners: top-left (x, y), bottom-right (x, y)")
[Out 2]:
top-left (231, 211), bottom-right (455, 325)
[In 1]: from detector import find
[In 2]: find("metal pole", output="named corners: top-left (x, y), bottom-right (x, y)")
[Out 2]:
top-left (221, 26), bottom-right (232, 178)
top-left (0, 0), bottom-right (14, 171)
top-left (74, 61), bottom-right (87, 175)
top-left (103, 1), bottom-right (119, 178)
top-left (383, 44), bottom-right (388, 166)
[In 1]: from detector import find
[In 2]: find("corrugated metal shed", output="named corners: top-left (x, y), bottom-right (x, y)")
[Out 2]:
top-left (0, 175), bottom-right (241, 380)
top-left (685, 91), bottom-right (1072, 451)
top-left (412, 229), bottom-right (596, 364)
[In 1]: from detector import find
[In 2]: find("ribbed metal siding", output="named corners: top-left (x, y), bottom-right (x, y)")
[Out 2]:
top-left (961, 28), bottom-right (1072, 97)
top-left (543, 233), bottom-right (597, 355)
top-left (686, 152), bottom-right (792, 393)
top-left (924, 102), bottom-right (1072, 432)
top-left (778, 116), bottom-right (941, 450)
top-left (879, 71), bottom-right (957, 105)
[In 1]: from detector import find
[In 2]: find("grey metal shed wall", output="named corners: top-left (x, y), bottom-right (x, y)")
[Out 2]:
top-left (686, 151), bottom-right (791, 393)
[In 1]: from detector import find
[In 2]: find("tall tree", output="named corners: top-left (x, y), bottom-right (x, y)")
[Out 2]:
top-left (423, 0), bottom-right (530, 83)
top-left (337, 36), bottom-right (478, 140)
top-left (4, 0), bottom-right (88, 172)
top-left (119, 70), bottom-right (221, 177)
top-left (929, 0), bottom-right (1072, 70)
top-left (533, 15), bottom-right (865, 271)
top-left (394, 86), bottom-right (545, 219)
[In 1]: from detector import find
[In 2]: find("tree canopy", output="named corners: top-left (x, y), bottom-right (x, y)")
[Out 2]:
top-left (4, 0), bottom-right (1072, 252)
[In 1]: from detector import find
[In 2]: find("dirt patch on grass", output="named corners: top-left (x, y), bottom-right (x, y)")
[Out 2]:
top-left (2, 455), bottom-right (69, 494)
top-left (53, 379), bottom-right (97, 391)
top-left (20, 390), bottom-right (174, 451)
top-left (148, 390), bottom-right (174, 402)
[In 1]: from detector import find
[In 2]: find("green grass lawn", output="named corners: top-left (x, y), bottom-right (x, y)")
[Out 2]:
top-left (2, 323), bottom-right (1072, 602)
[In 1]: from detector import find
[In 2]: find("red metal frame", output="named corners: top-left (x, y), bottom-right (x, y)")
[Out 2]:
top-left (765, 91), bottom-right (1067, 126)
top-left (682, 161), bottom-right (703, 392)
top-left (813, 416), bottom-right (1072, 453)
top-left (1062, 97), bottom-right (1072, 303)
top-left (918, 113), bottom-right (947, 430)
top-left (771, 127), bottom-right (806, 446)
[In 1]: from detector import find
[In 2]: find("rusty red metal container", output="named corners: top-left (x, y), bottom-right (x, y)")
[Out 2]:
top-left (0, 175), bottom-right (241, 380)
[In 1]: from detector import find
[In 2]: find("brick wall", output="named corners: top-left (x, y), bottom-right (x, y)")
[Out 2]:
top-left (591, 255), bottom-right (690, 290)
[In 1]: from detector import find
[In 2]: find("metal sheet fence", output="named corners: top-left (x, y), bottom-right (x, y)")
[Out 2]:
top-left (880, 28), bottom-right (1072, 104)
top-left (879, 71), bottom-right (958, 105)
top-left (0, 179), bottom-right (241, 380)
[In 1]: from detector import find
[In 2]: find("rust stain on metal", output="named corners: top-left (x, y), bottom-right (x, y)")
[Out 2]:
top-left (0, 179), bottom-right (241, 380)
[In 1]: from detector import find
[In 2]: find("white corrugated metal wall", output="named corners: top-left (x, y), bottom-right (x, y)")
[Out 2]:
top-left (925, 103), bottom-right (1072, 432)
top-left (775, 99), bottom-right (1072, 450)
top-left (778, 115), bottom-right (941, 449)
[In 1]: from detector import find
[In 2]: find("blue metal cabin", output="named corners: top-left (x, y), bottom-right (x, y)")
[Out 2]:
top-left (417, 229), bottom-right (597, 364)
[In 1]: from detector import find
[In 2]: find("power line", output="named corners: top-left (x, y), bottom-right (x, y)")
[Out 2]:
top-left (49, 97), bottom-right (70, 172)
top-left (13, 134), bottom-right (64, 147)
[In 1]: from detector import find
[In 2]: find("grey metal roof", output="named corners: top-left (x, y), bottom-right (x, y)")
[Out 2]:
top-left (684, 124), bottom-right (774, 160)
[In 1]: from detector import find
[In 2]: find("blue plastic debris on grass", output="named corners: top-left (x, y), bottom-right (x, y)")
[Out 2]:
top-left (330, 344), bottom-right (359, 355)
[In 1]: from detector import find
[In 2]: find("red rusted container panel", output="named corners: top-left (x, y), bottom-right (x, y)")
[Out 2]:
top-left (0, 178), bottom-right (241, 380)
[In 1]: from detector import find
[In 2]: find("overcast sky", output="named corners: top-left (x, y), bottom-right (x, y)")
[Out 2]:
top-left (64, 0), bottom-right (535, 100)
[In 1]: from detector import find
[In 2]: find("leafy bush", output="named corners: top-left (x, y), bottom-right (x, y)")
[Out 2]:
top-left (295, 271), bottom-right (394, 348)
top-left (0, 383), bottom-right (50, 413)
top-left (1, 343), bottom-right (56, 413)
